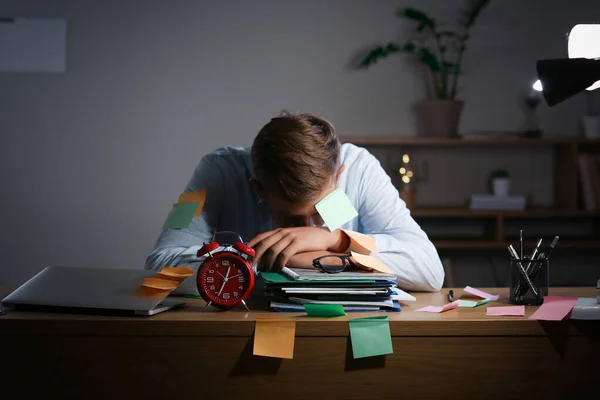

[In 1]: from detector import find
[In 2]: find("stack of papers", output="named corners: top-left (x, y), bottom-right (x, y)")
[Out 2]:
top-left (260, 267), bottom-right (415, 312)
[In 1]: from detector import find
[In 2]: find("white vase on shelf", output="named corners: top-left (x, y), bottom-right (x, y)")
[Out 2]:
top-left (492, 178), bottom-right (510, 196)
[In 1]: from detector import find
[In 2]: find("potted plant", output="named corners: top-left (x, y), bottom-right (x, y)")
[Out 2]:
top-left (357, 0), bottom-right (491, 137)
top-left (489, 168), bottom-right (511, 196)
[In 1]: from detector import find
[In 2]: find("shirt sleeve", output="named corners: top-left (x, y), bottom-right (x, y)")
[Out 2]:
top-left (144, 155), bottom-right (225, 294)
top-left (354, 151), bottom-right (445, 292)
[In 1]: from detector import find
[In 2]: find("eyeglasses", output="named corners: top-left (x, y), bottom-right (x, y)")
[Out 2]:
top-left (312, 255), bottom-right (357, 274)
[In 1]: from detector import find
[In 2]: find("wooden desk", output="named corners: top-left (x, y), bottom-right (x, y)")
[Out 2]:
top-left (1, 287), bottom-right (598, 400)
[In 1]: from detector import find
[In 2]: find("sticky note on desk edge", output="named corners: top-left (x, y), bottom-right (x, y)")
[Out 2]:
top-left (348, 316), bottom-right (393, 359)
top-left (178, 188), bottom-right (206, 217)
top-left (304, 303), bottom-right (346, 317)
top-left (162, 202), bottom-right (199, 229)
top-left (351, 251), bottom-right (393, 274)
top-left (342, 230), bottom-right (378, 254)
top-left (528, 296), bottom-right (578, 321)
top-left (315, 188), bottom-right (358, 231)
top-left (253, 318), bottom-right (296, 359)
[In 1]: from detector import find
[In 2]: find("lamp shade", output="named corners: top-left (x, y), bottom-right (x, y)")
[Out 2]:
top-left (568, 24), bottom-right (600, 91)
top-left (536, 58), bottom-right (600, 106)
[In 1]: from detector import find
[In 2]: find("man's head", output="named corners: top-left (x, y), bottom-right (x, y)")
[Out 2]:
top-left (251, 111), bottom-right (343, 228)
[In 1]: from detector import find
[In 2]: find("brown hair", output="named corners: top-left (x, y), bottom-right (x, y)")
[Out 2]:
top-left (251, 111), bottom-right (341, 203)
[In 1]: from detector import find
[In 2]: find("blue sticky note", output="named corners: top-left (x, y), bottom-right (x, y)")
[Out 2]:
top-left (315, 188), bottom-right (358, 231)
top-left (162, 202), bottom-right (199, 229)
top-left (348, 316), bottom-right (393, 359)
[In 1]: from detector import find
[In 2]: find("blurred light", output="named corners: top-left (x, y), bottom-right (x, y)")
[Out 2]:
top-left (399, 167), bottom-right (406, 174)
top-left (407, 171), bottom-right (413, 178)
top-left (533, 80), bottom-right (543, 91)
top-left (402, 154), bottom-right (410, 163)
top-left (568, 24), bottom-right (600, 91)
top-left (402, 176), bottom-right (410, 184)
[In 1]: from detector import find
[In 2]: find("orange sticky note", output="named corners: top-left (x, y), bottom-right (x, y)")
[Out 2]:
top-left (141, 277), bottom-right (179, 290)
top-left (157, 266), bottom-right (194, 282)
top-left (253, 318), bottom-right (296, 359)
top-left (178, 188), bottom-right (207, 217)
top-left (343, 230), bottom-right (378, 254)
top-left (351, 251), bottom-right (393, 274)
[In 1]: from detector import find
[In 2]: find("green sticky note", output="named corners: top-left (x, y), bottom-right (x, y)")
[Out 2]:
top-left (315, 188), bottom-right (358, 231)
top-left (348, 316), bottom-right (393, 359)
top-left (162, 202), bottom-right (199, 229)
top-left (304, 304), bottom-right (346, 317)
top-left (457, 299), bottom-right (490, 308)
top-left (260, 272), bottom-right (294, 283)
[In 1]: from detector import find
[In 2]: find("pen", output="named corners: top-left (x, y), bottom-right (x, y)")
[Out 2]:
top-left (520, 230), bottom-right (524, 260)
top-left (525, 238), bottom-right (543, 274)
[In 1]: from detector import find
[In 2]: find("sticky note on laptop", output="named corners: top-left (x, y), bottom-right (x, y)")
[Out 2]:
top-left (162, 202), bottom-right (199, 229)
top-left (315, 188), bottom-right (358, 231)
top-left (348, 316), bottom-right (393, 359)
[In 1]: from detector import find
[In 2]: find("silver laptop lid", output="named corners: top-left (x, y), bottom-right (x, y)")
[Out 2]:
top-left (2, 265), bottom-right (179, 312)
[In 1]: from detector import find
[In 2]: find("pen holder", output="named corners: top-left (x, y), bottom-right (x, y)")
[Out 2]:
top-left (509, 257), bottom-right (549, 306)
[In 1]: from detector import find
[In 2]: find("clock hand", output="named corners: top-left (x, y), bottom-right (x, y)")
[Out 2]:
top-left (217, 266), bottom-right (231, 297)
top-left (228, 273), bottom-right (242, 280)
top-left (217, 271), bottom-right (225, 279)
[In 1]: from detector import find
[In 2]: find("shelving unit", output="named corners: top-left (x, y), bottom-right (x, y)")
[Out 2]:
top-left (340, 136), bottom-right (600, 250)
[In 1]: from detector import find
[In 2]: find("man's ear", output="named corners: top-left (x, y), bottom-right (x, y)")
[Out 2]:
top-left (249, 178), bottom-right (267, 200)
top-left (336, 165), bottom-right (346, 184)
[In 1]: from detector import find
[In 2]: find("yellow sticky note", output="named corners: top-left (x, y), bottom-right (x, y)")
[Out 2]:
top-left (178, 188), bottom-right (207, 217)
top-left (141, 277), bottom-right (179, 290)
top-left (343, 230), bottom-right (378, 254)
top-left (253, 318), bottom-right (296, 359)
top-left (351, 251), bottom-right (393, 274)
top-left (157, 266), bottom-right (194, 282)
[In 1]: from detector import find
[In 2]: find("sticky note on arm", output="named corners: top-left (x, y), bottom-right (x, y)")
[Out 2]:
top-left (342, 230), bottom-right (378, 254)
top-left (315, 188), bottom-right (358, 231)
top-left (178, 188), bottom-right (207, 217)
top-left (162, 202), bottom-right (199, 229)
top-left (351, 251), bottom-right (392, 274)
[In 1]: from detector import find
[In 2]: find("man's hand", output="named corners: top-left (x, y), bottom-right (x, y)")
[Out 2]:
top-left (248, 227), bottom-right (349, 271)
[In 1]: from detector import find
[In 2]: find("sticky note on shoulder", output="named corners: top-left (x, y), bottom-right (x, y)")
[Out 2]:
top-left (315, 188), bottom-right (358, 231)
top-left (253, 318), bottom-right (296, 359)
top-left (178, 188), bottom-right (206, 217)
top-left (162, 202), bottom-right (199, 229)
top-left (348, 316), bottom-right (393, 359)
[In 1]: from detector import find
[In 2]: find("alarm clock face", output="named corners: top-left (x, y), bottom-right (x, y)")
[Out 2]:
top-left (198, 252), bottom-right (254, 307)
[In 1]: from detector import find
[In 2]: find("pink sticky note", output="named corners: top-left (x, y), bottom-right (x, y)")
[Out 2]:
top-left (528, 296), bottom-right (578, 321)
top-left (486, 306), bottom-right (525, 316)
top-left (463, 286), bottom-right (500, 301)
top-left (415, 301), bottom-right (458, 313)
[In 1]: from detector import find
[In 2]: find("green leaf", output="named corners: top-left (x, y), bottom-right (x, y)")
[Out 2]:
top-left (399, 7), bottom-right (435, 30)
top-left (418, 48), bottom-right (440, 72)
top-left (358, 42), bottom-right (402, 68)
top-left (403, 42), bottom-right (416, 53)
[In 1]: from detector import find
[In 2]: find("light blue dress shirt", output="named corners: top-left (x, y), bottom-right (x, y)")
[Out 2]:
top-left (145, 143), bottom-right (444, 293)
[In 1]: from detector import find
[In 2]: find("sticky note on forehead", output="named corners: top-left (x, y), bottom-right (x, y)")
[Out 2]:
top-left (315, 188), bottom-right (358, 231)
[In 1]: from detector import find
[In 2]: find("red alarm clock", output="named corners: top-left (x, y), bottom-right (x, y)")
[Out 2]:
top-left (196, 231), bottom-right (256, 311)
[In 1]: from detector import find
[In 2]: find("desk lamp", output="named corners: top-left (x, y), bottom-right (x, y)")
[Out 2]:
top-left (534, 24), bottom-right (600, 107)
top-left (532, 24), bottom-right (600, 315)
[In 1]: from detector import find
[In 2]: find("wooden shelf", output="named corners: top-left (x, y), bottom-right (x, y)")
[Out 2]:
top-left (411, 207), bottom-right (600, 218)
top-left (432, 240), bottom-right (600, 249)
top-left (340, 136), bottom-right (600, 146)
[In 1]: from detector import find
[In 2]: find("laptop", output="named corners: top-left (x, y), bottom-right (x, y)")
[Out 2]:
top-left (2, 265), bottom-right (187, 316)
